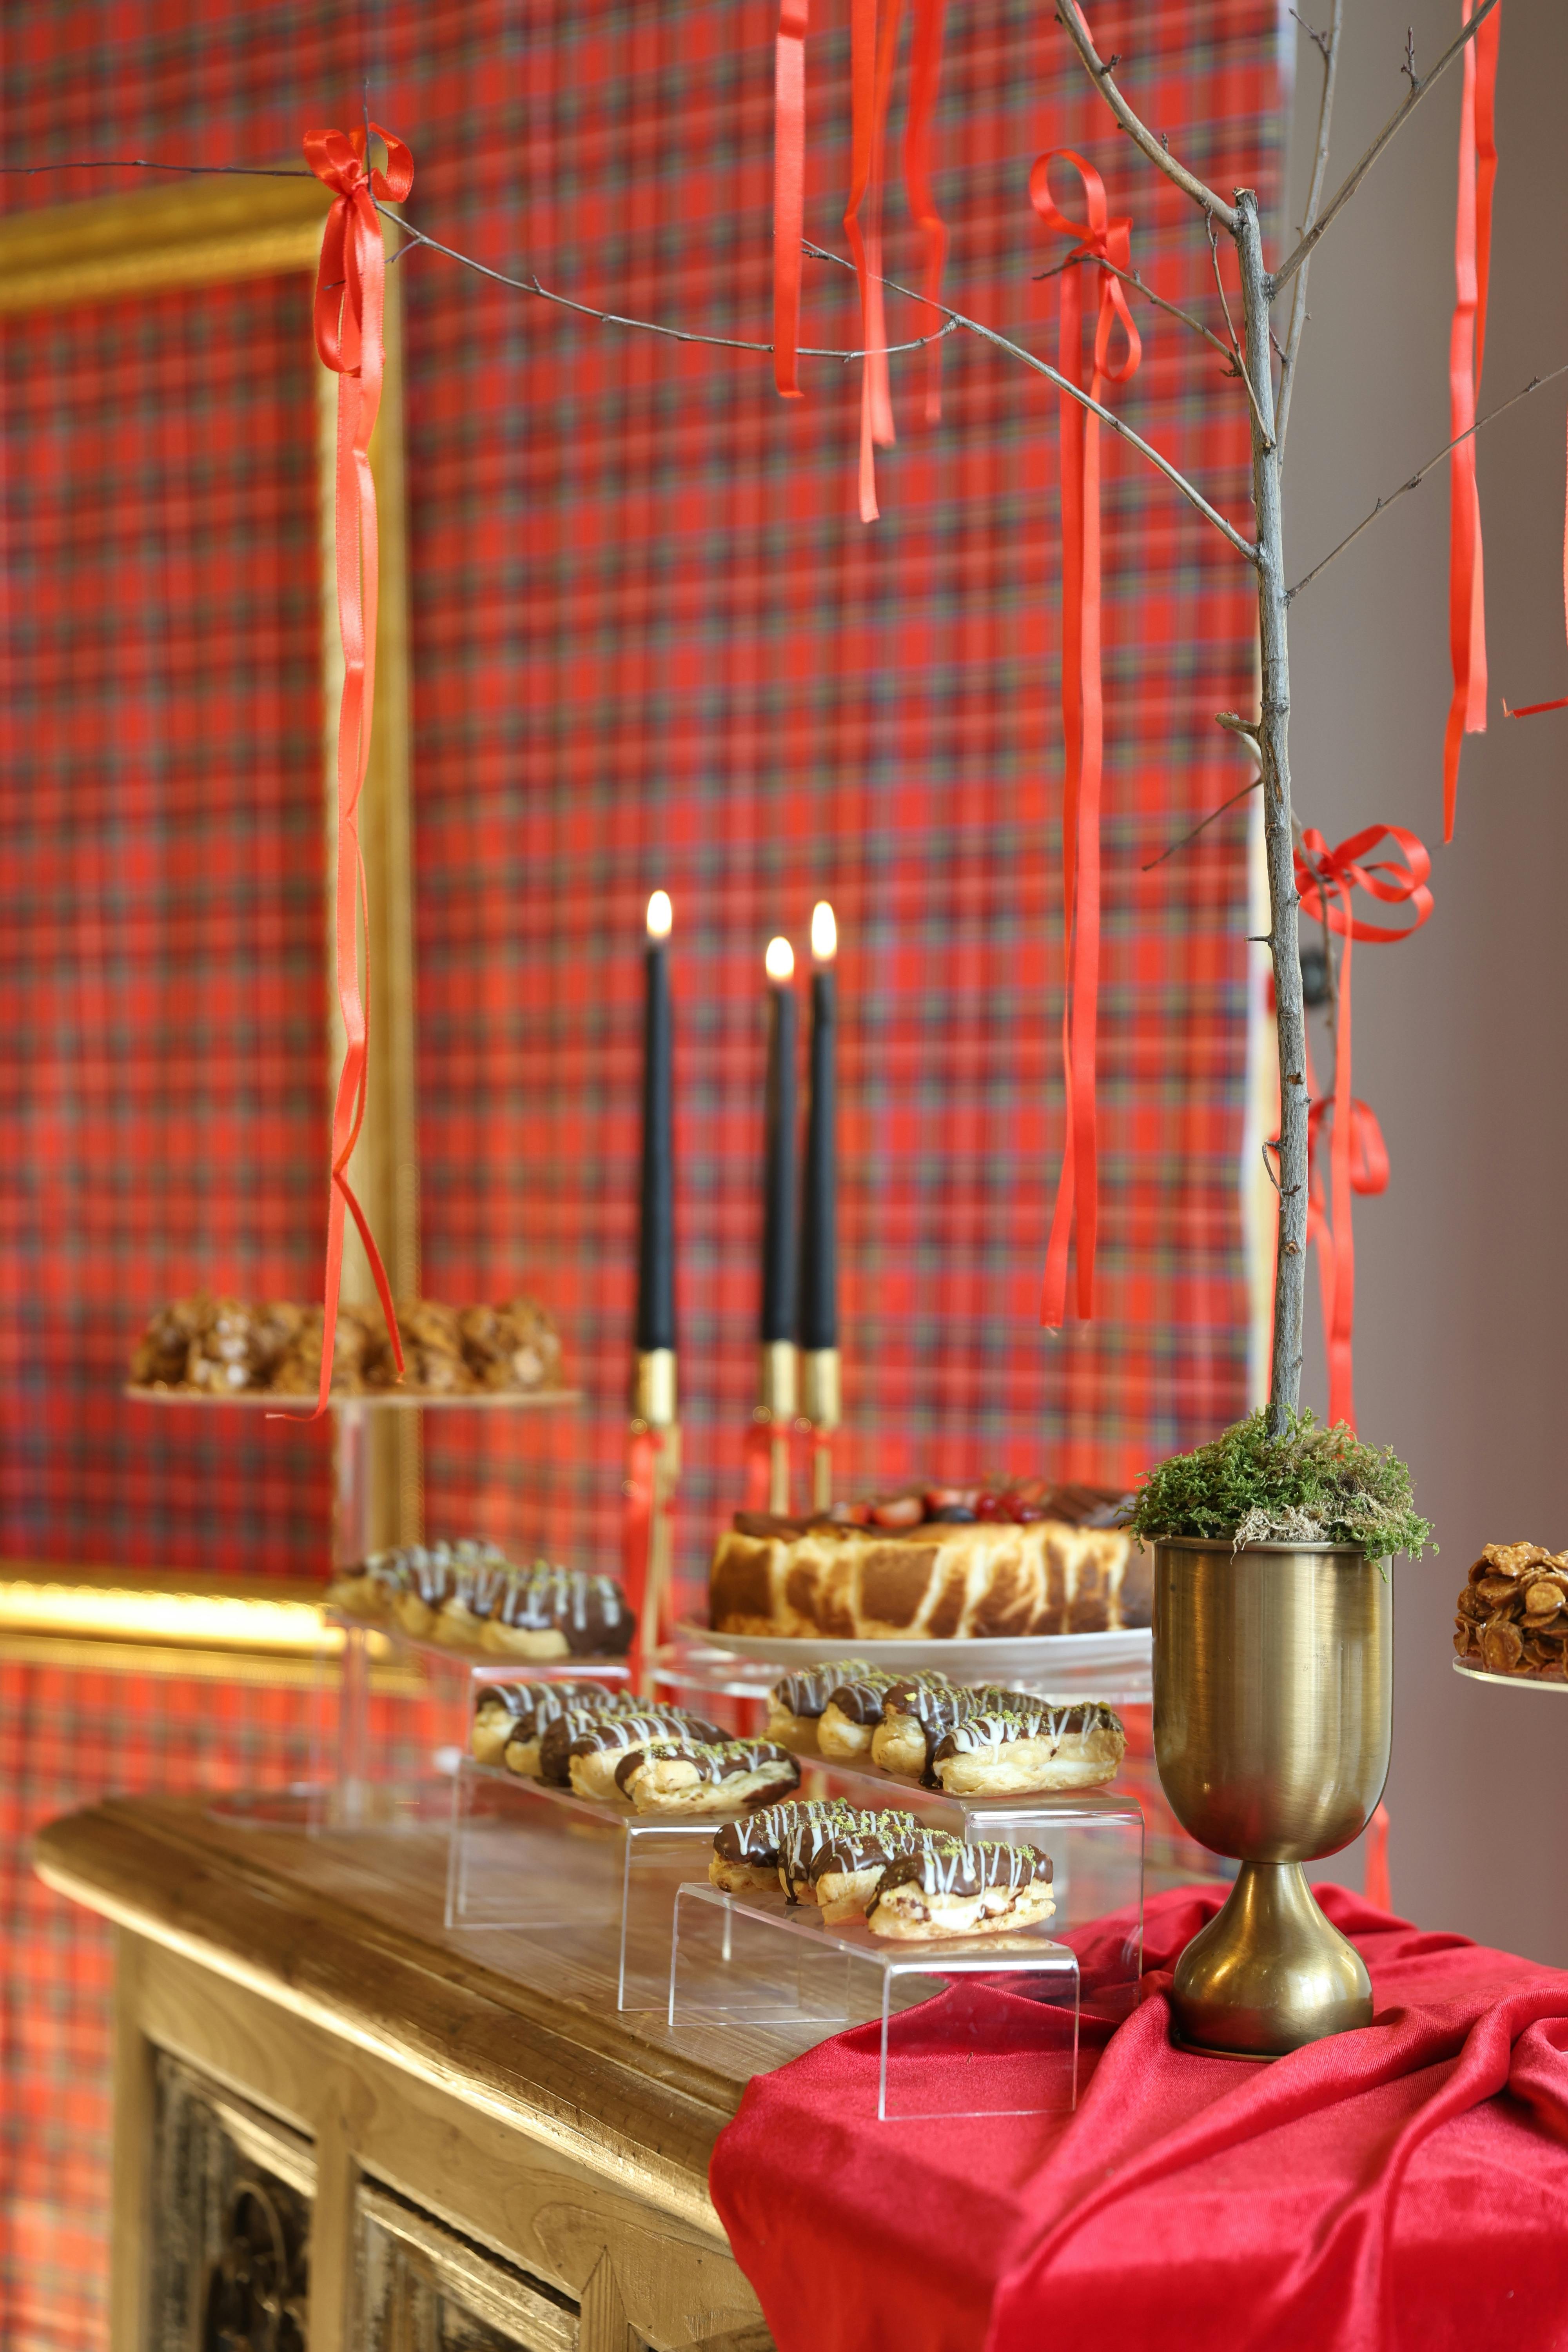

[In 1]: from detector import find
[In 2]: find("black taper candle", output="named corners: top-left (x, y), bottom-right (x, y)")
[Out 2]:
top-left (636, 892), bottom-right (676, 1352)
top-left (799, 905), bottom-right (838, 1349)
top-left (760, 939), bottom-right (799, 1343)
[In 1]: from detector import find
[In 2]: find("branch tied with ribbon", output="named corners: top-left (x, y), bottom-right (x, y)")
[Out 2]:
top-left (1292, 824), bottom-right (1433, 1431)
top-left (771, 0), bottom-right (949, 519)
top-left (297, 121), bottom-right (414, 1420)
top-left (1031, 151), bottom-right (1141, 1330)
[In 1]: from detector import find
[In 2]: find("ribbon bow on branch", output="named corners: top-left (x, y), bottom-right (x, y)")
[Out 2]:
top-left (1032, 151), bottom-right (1141, 1328)
top-left (299, 122), bottom-right (414, 1419)
top-left (1293, 824), bottom-right (1432, 1430)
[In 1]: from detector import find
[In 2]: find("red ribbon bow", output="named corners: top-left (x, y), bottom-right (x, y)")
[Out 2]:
top-left (1443, 0), bottom-right (1500, 839)
top-left (1031, 152), bottom-right (1140, 1328)
top-left (1293, 824), bottom-right (1432, 1429)
top-left (299, 123), bottom-right (414, 1418)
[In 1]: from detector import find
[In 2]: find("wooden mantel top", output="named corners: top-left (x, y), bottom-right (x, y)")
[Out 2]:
top-left (36, 1794), bottom-right (770, 2247)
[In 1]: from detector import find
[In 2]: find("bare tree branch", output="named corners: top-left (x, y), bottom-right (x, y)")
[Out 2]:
top-left (1273, 0), bottom-right (1502, 292)
top-left (1054, 0), bottom-right (1238, 230)
top-left (1276, 0), bottom-right (1343, 457)
top-left (804, 240), bottom-right (1259, 564)
top-left (1287, 361), bottom-right (1568, 601)
top-left (1142, 773), bottom-right (1261, 870)
top-left (1207, 217), bottom-right (1273, 449)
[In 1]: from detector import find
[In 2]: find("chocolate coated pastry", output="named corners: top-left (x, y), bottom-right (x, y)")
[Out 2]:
top-left (470, 1678), bottom-right (613, 1769)
top-left (1454, 1541), bottom-right (1568, 1681)
top-left (709, 1798), bottom-right (859, 1894)
top-left (815, 1668), bottom-right (910, 1761)
top-left (552, 1709), bottom-right (726, 1800)
top-left (615, 1738), bottom-right (800, 1815)
top-left (930, 1698), bottom-right (1126, 1794)
top-left (502, 1687), bottom-right (646, 1777)
top-left (871, 1679), bottom-right (1013, 1784)
top-left (459, 1297), bottom-right (564, 1392)
top-left (868, 1835), bottom-right (1055, 1940)
top-left (480, 1565), bottom-right (632, 1659)
top-left (764, 1660), bottom-right (875, 1753)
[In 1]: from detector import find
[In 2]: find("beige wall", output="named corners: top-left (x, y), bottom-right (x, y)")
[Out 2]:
top-left (1277, 0), bottom-right (1568, 1956)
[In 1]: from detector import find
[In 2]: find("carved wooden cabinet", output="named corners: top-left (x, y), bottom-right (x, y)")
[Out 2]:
top-left (36, 1799), bottom-right (772, 2352)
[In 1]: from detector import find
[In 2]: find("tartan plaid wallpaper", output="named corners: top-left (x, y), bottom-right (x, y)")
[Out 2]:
top-left (0, 2), bottom-right (1283, 2345)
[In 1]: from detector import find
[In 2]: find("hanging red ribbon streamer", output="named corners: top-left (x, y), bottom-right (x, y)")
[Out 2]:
top-left (1031, 152), bottom-right (1140, 1327)
top-left (743, 1419), bottom-right (777, 1513)
top-left (1443, 0), bottom-right (1500, 840)
top-left (1294, 824), bottom-right (1433, 1430)
top-left (902, 0), bottom-right (948, 425)
top-left (844, 0), bottom-right (902, 521)
top-left (299, 123), bottom-right (413, 1419)
top-left (623, 1425), bottom-right (673, 1682)
top-left (772, 0), bottom-right (810, 399)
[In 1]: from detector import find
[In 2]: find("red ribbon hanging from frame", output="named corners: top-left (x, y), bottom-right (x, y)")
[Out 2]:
top-left (1294, 824), bottom-right (1433, 1430)
top-left (1031, 151), bottom-right (1140, 1327)
top-left (623, 1424), bottom-right (676, 1683)
top-left (299, 122), bottom-right (413, 1419)
top-left (1443, 0), bottom-right (1500, 840)
top-left (902, 0), bottom-right (949, 424)
top-left (772, 0), bottom-right (810, 399)
top-left (844, 0), bottom-right (902, 521)
top-left (743, 1419), bottom-right (777, 1513)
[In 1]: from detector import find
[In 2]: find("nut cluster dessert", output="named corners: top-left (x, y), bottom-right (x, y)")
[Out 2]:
top-left (1454, 1543), bottom-right (1568, 1682)
top-left (710, 1481), bottom-right (1146, 1642)
top-left (766, 1662), bottom-right (1125, 1792)
top-left (709, 1798), bottom-right (1055, 1940)
top-left (329, 1542), bottom-right (633, 1660)
top-left (128, 1291), bottom-right (564, 1399)
top-left (470, 1681), bottom-right (800, 1815)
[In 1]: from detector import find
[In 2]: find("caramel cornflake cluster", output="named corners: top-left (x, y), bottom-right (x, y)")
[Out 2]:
top-left (130, 1291), bottom-right (564, 1399)
top-left (1454, 1543), bottom-right (1568, 1681)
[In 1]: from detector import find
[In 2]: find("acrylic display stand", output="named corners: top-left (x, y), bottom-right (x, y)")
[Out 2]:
top-left (669, 1882), bottom-right (1080, 2120)
top-left (653, 1632), bottom-right (1153, 1722)
top-left (445, 1748), bottom-right (1144, 2016)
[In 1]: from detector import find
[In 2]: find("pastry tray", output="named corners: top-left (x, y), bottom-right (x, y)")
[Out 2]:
top-left (669, 1882), bottom-right (1080, 2120)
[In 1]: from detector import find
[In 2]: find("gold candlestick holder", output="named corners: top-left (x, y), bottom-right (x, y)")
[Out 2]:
top-left (800, 1346), bottom-right (840, 1513)
top-left (631, 1348), bottom-right (679, 1697)
top-left (755, 1340), bottom-right (797, 1515)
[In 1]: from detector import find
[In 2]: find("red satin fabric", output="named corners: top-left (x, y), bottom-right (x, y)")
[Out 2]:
top-left (1294, 824), bottom-right (1431, 1430)
top-left (1030, 153), bottom-right (1140, 1327)
top-left (710, 1884), bottom-right (1568, 2352)
top-left (300, 123), bottom-right (412, 1416)
top-left (1443, 0), bottom-right (1500, 840)
top-left (771, 0), bottom-right (809, 399)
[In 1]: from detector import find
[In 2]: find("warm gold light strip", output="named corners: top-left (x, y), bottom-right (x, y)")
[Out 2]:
top-left (0, 1577), bottom-right (330, 1653)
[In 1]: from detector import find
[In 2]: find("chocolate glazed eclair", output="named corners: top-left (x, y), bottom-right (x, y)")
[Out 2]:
top-left (930, 1699), bottom-right (1126, 1795)
top-left (479, 1681), bottom-right (636, 1775)
top-left (552, 1710), bottom-right (727, 1801)
top-left (614, 1737), bottom-right (800, 1815)
top-left (815, 1668), bottom-right (911, 1761)
top-left (765, 1661), bottom-right (876, 1753)
top-left (867, 1836), bottom-right (1055, 1940)
top-left (709, 1798), bottom-right (859, 1894)
top-left (870, 1680), bottom-right (1014, 1785)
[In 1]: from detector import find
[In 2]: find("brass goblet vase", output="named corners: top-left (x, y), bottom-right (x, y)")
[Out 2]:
top-left (1153, 1538), bottom-right (1392, 2056)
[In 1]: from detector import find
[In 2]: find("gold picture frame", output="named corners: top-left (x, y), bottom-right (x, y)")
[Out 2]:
top-left (0, 170), bottom-right (422, 1664)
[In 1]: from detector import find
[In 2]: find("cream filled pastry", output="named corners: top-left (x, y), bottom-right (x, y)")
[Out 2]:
top-left (708, 1799), bottom-right (860, 1895)
top-left (867, 1836), bottom-right (1054, 1940)
top-left (930, 1699), bottom-right (1126, 1794)
top-left (549, 1710), bottom-right (726, 1800)
top-left (870, 1679), bottom-right (1011, 1784)
top-left (815, 1668), bottom-right (911, 1761)
top-left (615, 1738), bottom-right (800, 1815)
top-left (783, 1809), bottom-right (931, 1923)
top-left (765, 1661), bottom-right (877, 1752)
top-left (470, 1680), bottom-right (629, 1774)
top-left (479, 1564), bottom-right (632, 1659)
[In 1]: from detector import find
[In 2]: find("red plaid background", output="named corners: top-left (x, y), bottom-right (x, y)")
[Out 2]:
top-left (0, 2), bottom-right (1282, 2342)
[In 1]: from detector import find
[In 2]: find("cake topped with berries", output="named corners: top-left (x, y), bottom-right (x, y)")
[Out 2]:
top-left (710, 1479), bottom-right (1146, 1643)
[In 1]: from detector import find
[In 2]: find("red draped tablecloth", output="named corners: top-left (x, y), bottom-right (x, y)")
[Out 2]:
top-left (709, 1886), bottom-right (1568, 2352)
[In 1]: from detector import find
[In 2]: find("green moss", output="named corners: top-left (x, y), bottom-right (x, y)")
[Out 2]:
top-left (1127, 1408), bottom-right (1433, 1564)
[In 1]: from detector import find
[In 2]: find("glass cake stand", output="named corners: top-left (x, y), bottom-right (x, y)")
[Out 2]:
top-left (1452, 1660), bottom-right (1568, 1694)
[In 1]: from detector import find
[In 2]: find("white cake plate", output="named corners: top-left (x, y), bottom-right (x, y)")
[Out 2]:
top-left (1452, 1659), bottom-right (1568, 1692)
top-left (675, 1621), bottom-right (1151, 1679)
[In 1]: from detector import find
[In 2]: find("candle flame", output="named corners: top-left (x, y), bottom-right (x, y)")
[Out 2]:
top-left (811, 901), bottom-right (838, 963)
top-left (646, 889), bottom-right (673, 940)
top-left (765, 935), bottom-right (795, 983)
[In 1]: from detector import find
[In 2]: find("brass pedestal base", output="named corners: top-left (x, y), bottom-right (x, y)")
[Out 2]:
top-left (1170, 1862), bottom-right (1373, 2058)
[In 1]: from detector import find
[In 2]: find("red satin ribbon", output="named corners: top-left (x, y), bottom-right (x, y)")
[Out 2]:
top-left (844, 0), bottom-right (901, 521)
top-left (300, 123), bottom-right (413, 1418)
top-left (902, 0), bottom-right (948, 425)
top-left (1295, 824), bottom-right (1433, 1430)
top-left (1031, 152), bottom-right (1140, 1328)
top-left (744, 1419), bottom-right (778, 1513)
top-left (623, 1424), bottom-right (673, 1680)
top-left (772, 0), bottom-right (809, 399)
top-left (1443, 0), bottom-right (1500, 841)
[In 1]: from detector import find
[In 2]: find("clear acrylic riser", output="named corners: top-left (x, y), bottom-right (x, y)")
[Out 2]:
top-left (653, 1637), bottom-right (1152, 1718)
top-left (670, 1882), bottom-right (1080, 2120)
top-left (446, 1752), bottom-right (1143, 2018)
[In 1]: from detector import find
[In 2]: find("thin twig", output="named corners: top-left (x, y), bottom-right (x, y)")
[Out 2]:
top-left (380, 211), bottom-right (957, 364)
top-left (0, 157), bottom-right (313, 178)
top-left (1054, 0), bottom-right (1237, 229)
top-left (1276, 0), bottom-right (1343, 457)
top-left (804, 238), bottom-right (1259, 564)
top-left (1287, 361), bottom-right (1568, 601)
top-left (1289, 10), bottom-right (1332, 64)
top-left (1273, 0), bottom-right (1502, 292)
top-left (1035, 250), bottom-right (1239, 374)
top-left (1207, 217), bottom-right (1272, 449)
top-left (1142, 773), bottom-right (1261, 870)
